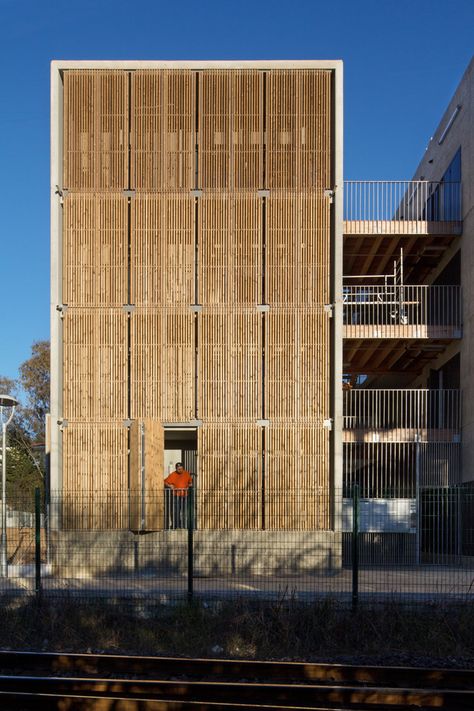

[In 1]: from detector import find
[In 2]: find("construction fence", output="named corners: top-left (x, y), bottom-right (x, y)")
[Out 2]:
top-left (1, 486), bottom-right (474, 607)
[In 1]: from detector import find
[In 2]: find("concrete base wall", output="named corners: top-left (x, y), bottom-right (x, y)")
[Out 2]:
top-left (49, 530), bottom-right (342, 577)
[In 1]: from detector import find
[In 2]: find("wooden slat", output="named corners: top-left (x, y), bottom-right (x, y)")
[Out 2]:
top-left (266, 193), bottom-right (330, 305)
top-left (63, 308), bottom-right (128, 420)
top-left (131, 70), bottom-right (195, 190)
top-left (130, 308), bottom-right (195, 421)
top-left (198, 308), bottom-right (262, 421)
top-left (62, 422), bottom-right (128, 529)
top-left (265, 425), bottom-right (330, 530)
top-left (266, 70), bottom-right (332, 190)
top-left (131, 194), bottom-right (195, 306)
top-left (198, 424), bottom-right (262, 529)
top-left (198, 70), bottom-right (263, 190)
top-left (199, 194), bottom-right (262, 305)
top-left (129, 419), bottom-right (165, 531)
top-left (63, 194), bottom-right (128, 306)
top-left (63, 70), bottom-right (129, 190)
top-left (265, 307), bottom-right (329, 421)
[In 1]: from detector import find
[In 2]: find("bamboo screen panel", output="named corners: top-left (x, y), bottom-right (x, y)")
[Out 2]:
top-left (265, 426), bottom-right (330, 530)
top-left (131, 71), bottom-right (195, 190)
top-left (63, 194), bottom-right (128, 306)
top-left (130, 308), bottom-right (194, 421)
top-left (198, 71), bottom-right (263, 190)
top-left (266, 194), bottom-right (330, 305)
top-left (198, 309), bottom-right (262, 421)
top-left (63, 71), bottom-right (129, 190)
top-left (198, 425), bottom-right (262, 529)
top-left (63, 309), bottom-right (128, 420)
top-left (62, 422), bottom-right (128, 529)
top-left (131, 194), bottom-right (195, 306)
top-left (265, 308), bottom-right (329, 422)
top-left (199, 195), bottom-right (262, 305)
top-left (266, 70), bottom-right (332, 190)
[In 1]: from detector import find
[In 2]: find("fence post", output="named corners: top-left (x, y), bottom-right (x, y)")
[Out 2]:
top-left (352, 484), bottom-right (359, 611)
top-left (35, 487), bottom-right (42, 597)
top-left (187, 486), bottom-right (194, 602)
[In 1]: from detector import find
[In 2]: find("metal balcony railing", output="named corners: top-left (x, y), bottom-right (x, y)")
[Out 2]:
top-left (343, 285), bottom-right (462, 338)
top-left (344, 181), bottom-right (462, 233)
top-left (343, 389), bottom-right (461, 436)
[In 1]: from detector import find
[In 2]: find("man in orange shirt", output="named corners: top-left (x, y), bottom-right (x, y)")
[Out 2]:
top-left (164, 462), bottom-right (193, 529)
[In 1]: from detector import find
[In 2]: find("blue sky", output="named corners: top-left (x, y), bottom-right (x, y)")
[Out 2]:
top-left (0, 0), bottom-right (473, 380)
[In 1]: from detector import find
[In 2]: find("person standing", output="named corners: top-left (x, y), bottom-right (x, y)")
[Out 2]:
top-left (164, 462), bottom-right (193, 529)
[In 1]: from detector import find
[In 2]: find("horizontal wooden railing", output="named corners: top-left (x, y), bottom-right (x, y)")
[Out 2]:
top-left (343, 389), bottom-right (461, 433)
top-left (343, 284), bottom-right (462, 338)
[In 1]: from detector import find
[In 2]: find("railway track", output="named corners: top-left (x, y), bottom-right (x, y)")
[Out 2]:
top-left (0, 650), bottom-right (472, 709)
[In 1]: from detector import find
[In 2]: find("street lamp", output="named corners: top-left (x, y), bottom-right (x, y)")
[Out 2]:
top-left (0, 394), bottom-right (18, 577)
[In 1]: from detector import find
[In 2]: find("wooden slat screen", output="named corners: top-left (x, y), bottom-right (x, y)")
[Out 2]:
top-left (63, 194), bottom-right (128, 306)
top-left (198, 194), bottom-right (262, 305)
top-left (265, 426), bottom-right (330, 530)
top-left (266, 194), bottom-right (330, 304)
top-left (198, 424), bottom-right (262, 529)
top-left (131, 70), bottom-right (195, 190)
top-left (129, 419), bottom-right (165, 531)
top-left (60, 66), bottom-right (334, 531)
top-left (266, 70), bottom-right (332, 190)
top-left (198, 308), bottom-right (262, 421)
top-left (199, 70), bottom-right (263, 190)
top-left (130, 308), bottom-right (195, 421)
top-left (131, 194), bottom-right (195, 306)
top-left (63, 71), bottom-right (129, 190)
top-left (63, 308), bottom-right (128, 420)
top-left (62, 422), bottom-right (128, 529)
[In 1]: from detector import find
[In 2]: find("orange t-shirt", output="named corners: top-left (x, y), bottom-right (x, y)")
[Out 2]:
top-left (164, 470), bottom-right (193, 497)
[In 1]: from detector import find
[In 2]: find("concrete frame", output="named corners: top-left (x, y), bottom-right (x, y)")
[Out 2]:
top-left (50, 60), bottom-right (344, 519)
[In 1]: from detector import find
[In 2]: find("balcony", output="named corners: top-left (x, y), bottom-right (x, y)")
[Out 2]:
top-left (343, 284), bottom-right (462, 340)
top-left (343, 181), bottom-right (462, 281)
top-left (343, 389), bottom-right (461, 444)
top-left (344, 180), bottom-right (462, 235)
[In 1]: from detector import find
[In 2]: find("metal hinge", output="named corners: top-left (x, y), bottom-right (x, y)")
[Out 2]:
top-left (122, 304), bottom-right (135, 314)
top-left (122, 190), bottom-right (136, 198)
top-left (324, 304), bottom-right (334, 317)
top-left (257, 189), bottom-right (270, 198)
top-left (257, 304), bottom-right (270, 312)
top-left (56, 304), bottom-right (68, 318)
top-left (323, 418), bottom-right (333, 430)
top-left (58, 418), bottom-right (68, 431)
top-left (324, 189), bottom-right (335, 203)
top-left (190, 189), bottom-right (203, 197)
top-left (257, 419), bottom-right (270, 427)
top-left (123, 419), bottom-right (133, 428)
top-left (190, 304), bottom-right (203, 312)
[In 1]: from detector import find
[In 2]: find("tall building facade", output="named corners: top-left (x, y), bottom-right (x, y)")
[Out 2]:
top-left (50, 61), bottom-right (343, 530)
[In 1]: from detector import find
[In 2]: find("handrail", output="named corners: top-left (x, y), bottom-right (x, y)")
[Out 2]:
top-left (343, 388), bottom-right (461, 432)
top-left (344, 180), bottom-right (462, 222)
top-left (343, 284), bottom-right (462, 333)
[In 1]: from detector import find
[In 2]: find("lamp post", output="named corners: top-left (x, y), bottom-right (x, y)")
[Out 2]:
top-left (0, 395), bottom-right (18, 577)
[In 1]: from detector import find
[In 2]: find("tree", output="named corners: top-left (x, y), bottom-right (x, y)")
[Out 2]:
top-left (0, 341), bottom-right (50, 499)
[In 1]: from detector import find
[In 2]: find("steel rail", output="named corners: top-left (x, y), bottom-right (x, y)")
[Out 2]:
top-left (0, 651), bottom-right (473, 709)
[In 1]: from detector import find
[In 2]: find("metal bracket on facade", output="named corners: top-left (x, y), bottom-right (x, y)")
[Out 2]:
top-left (190, 189), bottom-right (203, 197)
top-left (56, 304), bottom-right (68, 318)
top-left (257, 419), bottom-right (270, 427)
top-left (190, 304), bottom-right (203, 312)
top-left (55, 186), bottom-right (69, 205)
top-left (257, 189), bottom-right (270, 198)
top-left (122, 304), bottom-right (136, 314)
top-left (123, 419), bottom-right (133, 428)
top-left (324, 189), bottom-right (335, 203)
top-left (324, 304), bottom-right (334, 318)
top-left (58, 418), bottom-right (68, 431)
top-left (122, 190), bottom-right (136, 198)
top-left (323, 418), bottom-right (333, 430)
top-left (257, 304), bottom-right (270, 312)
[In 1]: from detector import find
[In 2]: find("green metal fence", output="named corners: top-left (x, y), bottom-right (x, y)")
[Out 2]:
top-left (1, 486), bottom-right (473, 607)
